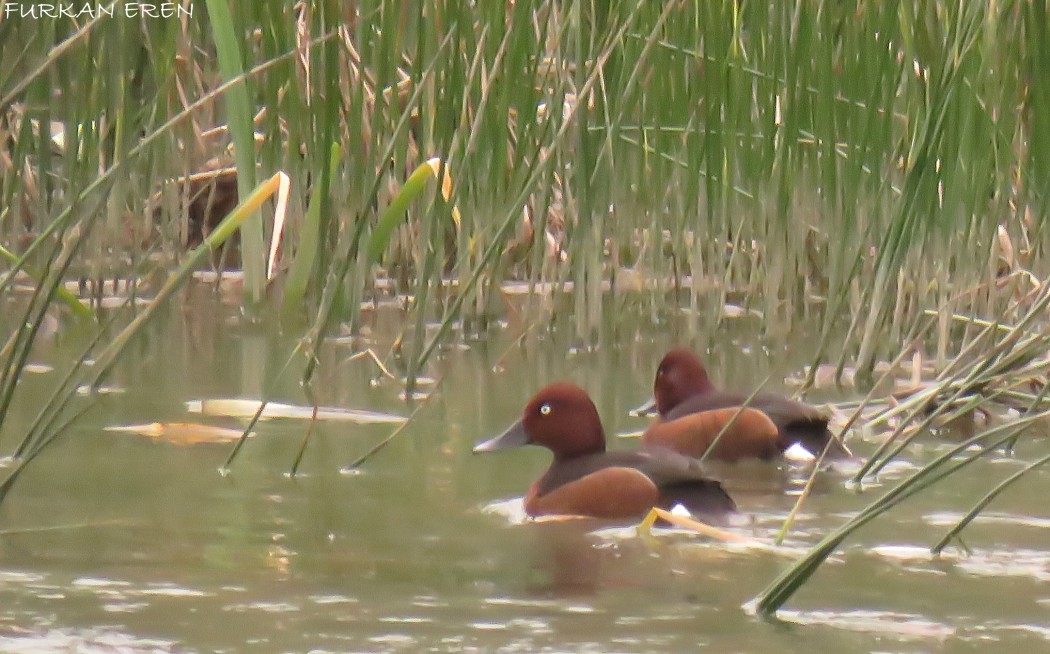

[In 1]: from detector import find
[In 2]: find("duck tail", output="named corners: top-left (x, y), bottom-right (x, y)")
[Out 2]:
top-left (660, 480), bottom-right (738, 522)
top-left (779, 425), bottom-right (851, 458)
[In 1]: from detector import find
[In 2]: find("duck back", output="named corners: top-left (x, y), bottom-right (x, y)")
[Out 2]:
top-left (667, 390), bottom-right (845, 456)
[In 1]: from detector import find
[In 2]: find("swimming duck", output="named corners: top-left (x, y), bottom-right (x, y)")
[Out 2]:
top-left (636, 348), bottom-right (848, 461)
top-left (474, 382), bottom-right (738, 521)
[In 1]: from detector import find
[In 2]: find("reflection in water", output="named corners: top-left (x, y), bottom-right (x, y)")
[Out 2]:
top-left (480, 499), bottom-right (613, 596)
top-left (523, 519), bottom-right (663, 598)
top-left (526, 521), bottom-right (605, 597)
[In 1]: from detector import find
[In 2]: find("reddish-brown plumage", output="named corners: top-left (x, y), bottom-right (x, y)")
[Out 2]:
top-left (474, 382), bottom-right (737, 521)
top-left (640, 348), bottom-right (847, 460)
top-left (523, 468), bottom-right (660, 519)
top-left (642, 406), bottom-right (780, 461)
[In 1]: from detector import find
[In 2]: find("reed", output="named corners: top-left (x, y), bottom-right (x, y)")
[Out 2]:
top-left (2, 2), bottom-right (1044, 350)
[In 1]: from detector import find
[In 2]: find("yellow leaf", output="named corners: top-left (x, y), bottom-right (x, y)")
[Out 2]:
top-left (105, 422), bottom-right (250, 445)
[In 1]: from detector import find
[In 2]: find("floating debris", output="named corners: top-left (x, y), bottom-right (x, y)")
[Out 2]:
top-left (186, 398), bottom-right (406, 424)
top-left (104, 422), bottom-right (250, 445)
top-left (76, 385), bottom-right (126, 396)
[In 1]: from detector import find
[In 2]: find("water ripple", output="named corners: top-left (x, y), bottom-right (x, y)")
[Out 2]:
top-left (777, 608), bottom-right (955, 641)
top-left (0, 627), bottom-right (186, 654)
top-left (870, 543), bottom-right (1050, 583)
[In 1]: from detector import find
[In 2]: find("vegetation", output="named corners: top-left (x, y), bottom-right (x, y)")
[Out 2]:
top-left (2, 0), bottom-right (1050, 617)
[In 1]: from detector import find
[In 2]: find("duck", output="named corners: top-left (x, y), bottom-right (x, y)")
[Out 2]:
top-left (635, 348), bottom-right (849, 461)
top-left (473, 382), bottom-right (739, 522)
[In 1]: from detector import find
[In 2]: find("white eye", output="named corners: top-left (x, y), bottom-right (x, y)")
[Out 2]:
top-left (539, 403), bottom-right (552, 416)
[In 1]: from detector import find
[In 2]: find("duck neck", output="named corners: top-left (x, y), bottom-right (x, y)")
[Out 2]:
top-left (695, 372), bottom-right (714, 394)
top-left (553, 427), bottom-right (606, 462)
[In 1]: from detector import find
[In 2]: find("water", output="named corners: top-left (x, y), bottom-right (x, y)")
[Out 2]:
top-left (2, 292), bottom-right (1050, 653)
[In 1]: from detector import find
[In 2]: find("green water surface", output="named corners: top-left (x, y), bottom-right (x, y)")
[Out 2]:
top-left (1, 292), bottom-right (1048, 653)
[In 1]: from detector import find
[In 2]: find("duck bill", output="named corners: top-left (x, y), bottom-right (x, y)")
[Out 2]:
top-left (473, 419), bottom-right (529, 453)
top-left (629, 397), bottom-right (658, 417)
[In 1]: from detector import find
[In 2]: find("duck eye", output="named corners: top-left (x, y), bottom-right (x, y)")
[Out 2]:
top-left (539, 404), bottom-right (552, 416)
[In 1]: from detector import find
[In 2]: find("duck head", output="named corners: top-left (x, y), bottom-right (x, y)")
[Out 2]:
top-left (652, 348), bottom-right (714, 416)
top-left (473, 382), bottom-right (606, 460)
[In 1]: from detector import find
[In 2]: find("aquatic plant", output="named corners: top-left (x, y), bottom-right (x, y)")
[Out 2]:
top-left (2, 1), bottom-right (1044, 367)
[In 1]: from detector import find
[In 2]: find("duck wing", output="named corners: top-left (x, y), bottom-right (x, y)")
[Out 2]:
top-left (666, 391), bottom-right (847, 457)
top-left (536, 450), bottom-right (737, 521)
